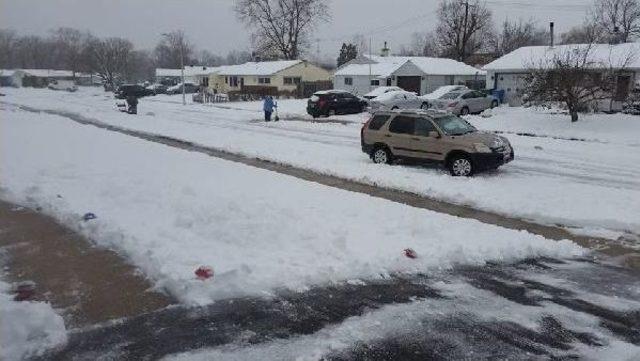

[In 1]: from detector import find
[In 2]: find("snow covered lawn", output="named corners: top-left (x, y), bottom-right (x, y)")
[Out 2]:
top-left (2, 88), bottom-right (639, 242)
top-left (0, 104), bottom-right (583, 306)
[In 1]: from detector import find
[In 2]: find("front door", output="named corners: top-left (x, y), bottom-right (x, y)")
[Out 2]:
top-left (397, 76), bottom-right (422, 95)
top-left (615, 75), bottom-right (631, 101)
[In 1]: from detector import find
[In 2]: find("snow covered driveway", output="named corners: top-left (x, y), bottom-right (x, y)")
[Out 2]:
top-left (3, 88), bottom-right (640, 242)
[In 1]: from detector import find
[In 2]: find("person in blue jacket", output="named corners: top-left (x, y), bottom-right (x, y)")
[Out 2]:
top-left (263, 95), bottom-right (277, 122)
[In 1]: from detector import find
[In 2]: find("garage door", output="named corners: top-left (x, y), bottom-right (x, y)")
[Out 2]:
top-left (397, 76), bottom-right (422, 95)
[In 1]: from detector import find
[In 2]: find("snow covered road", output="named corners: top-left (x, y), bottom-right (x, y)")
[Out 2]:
top-left (2, 88), bottom-right (639, 242)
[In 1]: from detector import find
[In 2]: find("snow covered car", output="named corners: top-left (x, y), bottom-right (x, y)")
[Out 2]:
top-left (167, 82), bottom-right (199, 95)
top-left (430, 89), bottom-right (499, 115)
top-left (362, 86), bottom-right (403, 101)
top-left (368, 90), bottom-right (424, 112)
top-left (47, 80), bottom-right (78, 92)
top-left (419, 85), bottom-right (468, 109)
top-left (306, 90), bottom-right (367, 118)
top-left (360, 109), bottom-right (514, 176)
top-left (146, 83), bottom-right (168, 95)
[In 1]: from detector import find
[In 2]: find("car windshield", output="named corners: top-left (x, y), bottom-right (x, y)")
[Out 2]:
top-left (433, 115), bottom-right (477, 135)
top-left (439, 92), bottom-right (461, 100)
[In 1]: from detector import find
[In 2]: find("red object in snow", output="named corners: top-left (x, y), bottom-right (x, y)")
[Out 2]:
top-left (404, 248), bottom-right (418, 259)
top-left (195, 266), bottom-right (214, 280)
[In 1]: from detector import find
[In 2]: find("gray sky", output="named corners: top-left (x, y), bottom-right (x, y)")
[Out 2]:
top-left (0, 0), bottom-right (592, 58)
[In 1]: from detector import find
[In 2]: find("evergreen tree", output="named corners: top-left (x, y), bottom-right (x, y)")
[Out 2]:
top-left (337, 43), bottom-right (358, 67)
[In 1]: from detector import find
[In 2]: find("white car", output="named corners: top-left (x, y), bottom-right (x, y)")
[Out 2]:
top-left (362, 86), bottom-right (403, 100)
top-left (368, 90), bottom-right (424, 111)
top-left (419, 85), bottom-right (468, 108)
top-left (430, 89), bottom-right (500, 115)
top-left (48, 80), bottom-right (78, 92)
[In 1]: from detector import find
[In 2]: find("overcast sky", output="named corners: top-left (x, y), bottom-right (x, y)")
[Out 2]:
top-left (1, 0), bottom-right (591, 58)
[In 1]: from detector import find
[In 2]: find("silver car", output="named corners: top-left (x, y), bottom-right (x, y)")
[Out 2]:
top-left (368, 90), bottom-right (424, 112)
top-left (431, 90), bottom-right (499, 115)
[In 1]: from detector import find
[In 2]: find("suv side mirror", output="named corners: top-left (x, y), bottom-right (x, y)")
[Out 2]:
top-left (428, 131), bottom-right (440, 138)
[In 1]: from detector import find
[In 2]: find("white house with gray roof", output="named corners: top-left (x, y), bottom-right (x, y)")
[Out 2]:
top-left (334, 55), bottom-right (485, 96)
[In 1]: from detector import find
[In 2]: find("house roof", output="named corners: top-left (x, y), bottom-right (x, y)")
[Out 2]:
top-left (0, 69), bottom-right (16, 76)
top-left (483, 43), bottom-right (640, 72)
top-left (335, 55), bottom-right (484, 77)
top-left (156, 65), bottom-right (221, 77)
top-left (217, 60), bottom-right (303, 76)
top-left (19, 69), bottom-right (75, 77)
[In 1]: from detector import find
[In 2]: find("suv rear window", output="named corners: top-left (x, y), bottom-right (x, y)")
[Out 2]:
top-left (388, 116), bottom-right (415, 134)
top-left (368, 115), bottom-right (390, 130)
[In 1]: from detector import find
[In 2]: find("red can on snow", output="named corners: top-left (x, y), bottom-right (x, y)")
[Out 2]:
top-left (195, 266), bottom-right (214, 280)
top-left (404, 248), bottom-right (418, 259)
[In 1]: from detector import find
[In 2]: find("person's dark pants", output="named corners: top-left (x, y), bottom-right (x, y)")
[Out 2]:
top-left (264, 110), bottom-right (272, 122)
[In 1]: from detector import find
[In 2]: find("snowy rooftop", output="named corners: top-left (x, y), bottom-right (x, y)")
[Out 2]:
top-left (217, 60), bottom-right (303, 76)
top-left (18, 69), bottom-right (75, 78)
top-left (0, 69), bottom-right (16, 76)
top-left (335, 56), bottom-right (484, 77)
top-left (483, 43), bottom-right (640, 71)
top-left (156, 66), bottom-right (223, 77)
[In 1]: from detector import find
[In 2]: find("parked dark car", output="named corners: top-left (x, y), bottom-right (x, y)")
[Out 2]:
top-left (115, 84), bottom-right (154, 99)
top-left (307, 90), bottom-right (368, 118)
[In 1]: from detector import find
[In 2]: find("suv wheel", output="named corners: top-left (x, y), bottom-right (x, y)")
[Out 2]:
top-left (491, 100), bottom-right (499, 108)
top-left (460, 107), bottom-right (470, 115)
top-left (372, 147), bottom-right (392, 164)
top-left (391, 106), bottom-right (399, 110)
top-left (449, 155), bottom-right (473, 176)
top-left (421, 102), bottom-right (429, 109)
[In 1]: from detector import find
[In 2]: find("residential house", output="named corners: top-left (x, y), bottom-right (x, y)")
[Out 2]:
top-left (155, 65), bottom-right (219, 87)
top-left (334, 55), bottom-right (485, 96)
top-left (483, 43), bottom-right (640, 107)
top-left (209, 60), bottom-right (332, 97)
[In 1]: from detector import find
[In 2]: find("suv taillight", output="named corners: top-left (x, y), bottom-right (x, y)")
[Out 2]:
top-left (318, 99), bottom-right (327, 108)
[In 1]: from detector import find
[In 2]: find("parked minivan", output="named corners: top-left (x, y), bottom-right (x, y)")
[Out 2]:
top-left (360, 109), bottom-right (514, 176)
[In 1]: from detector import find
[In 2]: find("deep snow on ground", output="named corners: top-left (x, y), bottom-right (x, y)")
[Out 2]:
top-left (2, 88), bottom-right (640, 242)
top-left (0, 281), bottom-right (67, 360)
top-left (0, 105), bottom-right (584, 306)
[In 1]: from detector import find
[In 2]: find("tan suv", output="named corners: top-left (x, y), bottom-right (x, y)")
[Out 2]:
top-left (360, 109), bottom-right (514, 176)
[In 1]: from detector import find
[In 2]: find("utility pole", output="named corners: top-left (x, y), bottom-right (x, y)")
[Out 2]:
top-left (461, 0), bottom-right (470, 62)
top-left (369, 37), bottom-right (372, 92)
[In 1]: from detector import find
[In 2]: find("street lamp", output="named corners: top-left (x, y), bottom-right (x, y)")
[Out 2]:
top-left (161, 32), bottom-right (186, 105)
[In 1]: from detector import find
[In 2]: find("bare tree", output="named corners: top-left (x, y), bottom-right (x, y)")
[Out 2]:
top-left (234, 0), bottom-right (330, 60)
top-left (435, 0), bottom-right (495, 61)
top-left (525, 44), bottom-right (634, 121)
top-left (0, 29), bottom-right (17, 68)
top-left (494, 19), bottom-right (548, 55)
top-left (50, 27), bottom-right (92, 76)
top-left (400, 32), bottom-right (439, 57)
top-left (154, 30), bottom-right (194, 68)
top-left (560, 22), bottom-right (604, 44)
top-left (86, 37), bottom-right (135, 89)
top-left (225, 50), bottom-right (253, 65)
top-left (590, 0), bottom-right (640, 42)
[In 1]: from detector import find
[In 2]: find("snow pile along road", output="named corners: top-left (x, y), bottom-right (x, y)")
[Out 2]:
top-left (0, 105), bottom-right (584, 305)
top-left (0, 281), bottom-right (67, 360)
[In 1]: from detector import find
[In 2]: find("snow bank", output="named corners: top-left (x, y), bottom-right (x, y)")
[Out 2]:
top-left (0, 281), bottom-right (67, 360)
top-left (0, 105), bottom-right (583, 305)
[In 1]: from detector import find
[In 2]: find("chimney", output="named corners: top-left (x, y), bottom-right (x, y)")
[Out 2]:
top-left (550, 22), bottom-right (555, 47)
top-left (380, 41), bottom-right (390, 57)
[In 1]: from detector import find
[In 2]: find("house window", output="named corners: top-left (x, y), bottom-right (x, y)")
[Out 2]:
top-left (225, 76), bottom-right (228, 84)
top-left (284, 77), bottom-right (301, 85)
top-left (445, 75), bottom-right (455, 85)
top-left (386, 78), bottom-right (392, 86)
top-left (371, 79), bottom-right (380, 86)
top-left (258, 77), bottom-right (271, 84)
top-left (229, 76), bottom-right (239, 87)
top-left (344, 77), bottom-right (353, 86)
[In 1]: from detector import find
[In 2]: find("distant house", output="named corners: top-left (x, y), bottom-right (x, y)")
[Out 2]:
top-left (155, 65), bottom-right (219, 87)
top-left (209, 60), bottom-right (332, 97)
top-left (0, 69), bottom-right (97, 88)
top-left (334, 55), bottom-right (485, 96)
top-left (483, 43), bottom-right (640, 107)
